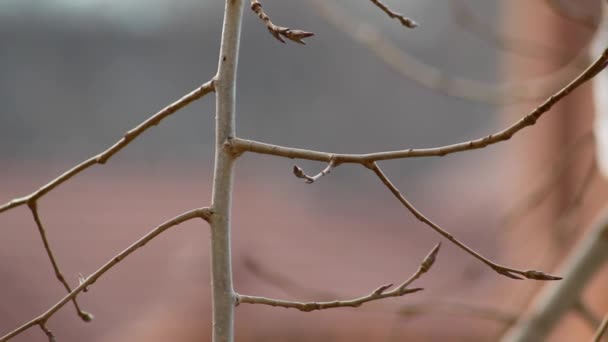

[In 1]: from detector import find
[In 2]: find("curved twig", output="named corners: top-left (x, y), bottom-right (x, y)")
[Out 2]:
top-left (0, 80), bottom-right (215, 215)
top-left (0, 208), bottom-right (212, 342)
top-left (236, 243), bottom-right (440, 312)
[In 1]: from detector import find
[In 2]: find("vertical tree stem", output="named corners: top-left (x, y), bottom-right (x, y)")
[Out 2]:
top-left (211, 1), bottom-right (245, 341)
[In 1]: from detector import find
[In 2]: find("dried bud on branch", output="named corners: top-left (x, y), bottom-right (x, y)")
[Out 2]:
top-left (250, 0), bottom-right (314, 44)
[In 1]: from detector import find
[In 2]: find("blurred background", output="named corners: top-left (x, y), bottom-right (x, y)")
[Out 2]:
top-left (0, 0), bottom-right (606, 341)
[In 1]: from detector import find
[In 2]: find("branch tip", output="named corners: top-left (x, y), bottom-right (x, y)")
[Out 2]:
top-left (523, 270), bottom-right (562, 281)
top-left (250, 0), bottom-right (314, 44)
top-left (420, 242), bottom-right (441, 273)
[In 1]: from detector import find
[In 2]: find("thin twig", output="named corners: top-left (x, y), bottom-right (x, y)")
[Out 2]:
top-left (236, 243), bottom-right (440, 312)
top-left (0, 208), bottom-right (212, 342)
top-left (244, 253), bottom-right (517, 328)
top-left (593, 313), bottom-right (608, 342)
top-left (0, 80), bottom-right (215, 215)
top-left (367, 162), bottom-right (560, 281)
top-left (39, 324), bottom-right (55, 342)
top-left (231, 46), bottom-right (608, 162)
top-left (368, 0), bottom-right (417, 28)
top-left (28, 202), bottom-right (92, 322)
top-left (293, 158), bottom-right (337, 184)
top-left (250, 0), bottom-right (314, 44)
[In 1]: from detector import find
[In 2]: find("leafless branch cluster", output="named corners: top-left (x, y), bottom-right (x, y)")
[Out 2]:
top-left (1, 1), bottom-right (607, 341)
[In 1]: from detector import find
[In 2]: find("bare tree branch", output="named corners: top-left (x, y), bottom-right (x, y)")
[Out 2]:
top-left (231, 46), bottom-right (608, 162)
top-left (250, 0), bottom-right (314, 44)
top-left (0, 208), bottom-right (212, 342)
top-left (368, 0), bottom-right (417, 28)
top-left (244, 253), bottom-right (518, 328)
top-left (0, 80), bottom-right (215, 215)
top-left (28, 202), bottom-right (92, 322)
top-left (236, 243), bottom-right (440, 312)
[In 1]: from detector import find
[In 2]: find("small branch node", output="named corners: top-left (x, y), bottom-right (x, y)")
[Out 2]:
top-left (39, 324), bottom-right (56, 342)
top-left (78, 273), bottom-right (89, 293)
top-left (372, 283), bottom-right (394, 295)
top-left (293, 158), bottom-right (337, 184)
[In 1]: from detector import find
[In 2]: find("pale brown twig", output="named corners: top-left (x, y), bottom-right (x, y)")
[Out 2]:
top-left (230, 46), bottom-right (608, 162)
top-left (28, 202), bottom-right (92, 322)
top-left (250, 0), bottom-right (314, 44)
top-left (244, 253), bottom-right (518, 328)
top-left (368, 0), bottom-right (417, 28)
top-left (367, 161), bottom-right (560, 281)
top-left (243, 256), bottom-right (337, 299)
top-left (0, 208), bottom-right (212, 342)
top-left (293, 158), bottom-right (337, 184)
top-left (593, 313), bottom-right (608, 342)
top-left (40, 324), bottom-right (55, 342)
top-left (0, 80), bottom-right (215, 215)
top-left (236, 243), bottom-right (440, 312)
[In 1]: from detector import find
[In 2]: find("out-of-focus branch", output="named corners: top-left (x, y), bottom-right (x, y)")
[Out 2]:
top-left (309, 0), bottom-right (586, 104)
top-left (0, 80), bottom-right (215, 215)
top-left (244, 253), bottom-right (518, 327)
top-left (293, 158), bottom-right (336, 184)
top-left (227, 49), bottom-right (608, 281)
top-left (397, 300), bottom-right (518, 325)
top-left (593, 313), bottom-right (608, 342)
top-left (502, 206), bottom-right (608, 342)
top-left (451, 0), bottom-right (590, 66)
top-left (236, 243), bottom-right (440, 312)
top-left (0, 208), bottom-right (212, 342)
top-left (250, 0), bottom-right (314, 44)
top-left (28, 202), bottom-right (92, 322)
top-left (368, 0), bottom-right (417, 29)
top-left (500, 131), bottom-right (594, 229)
